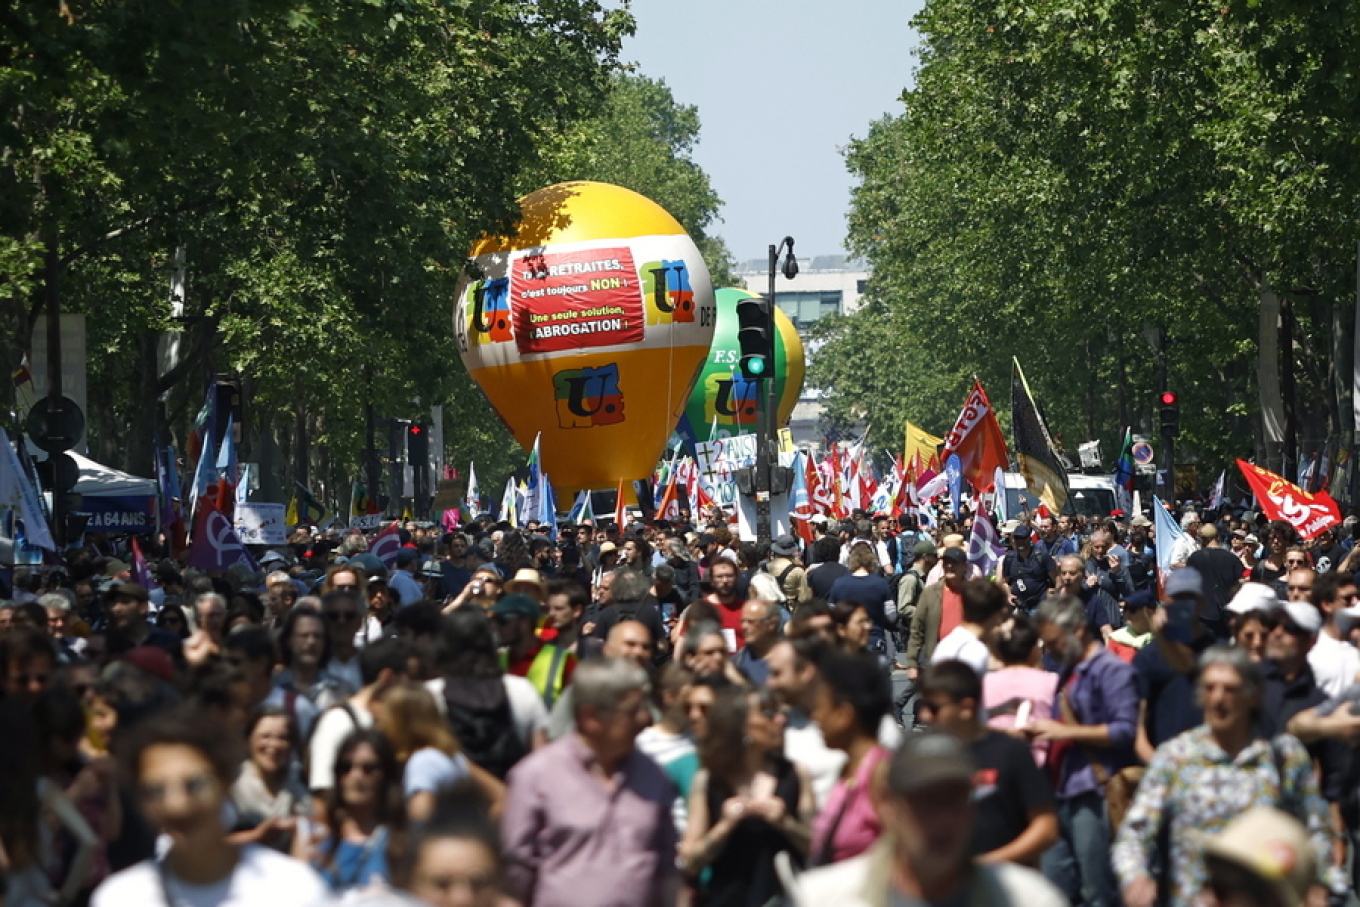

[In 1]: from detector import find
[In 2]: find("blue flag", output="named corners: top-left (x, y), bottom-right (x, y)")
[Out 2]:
top-left (945, 454), bottom-right (963, 518)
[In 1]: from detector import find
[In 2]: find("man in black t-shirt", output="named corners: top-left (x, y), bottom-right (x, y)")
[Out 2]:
top-left (1186, 524), bottom-right (1242, 640)
top-left (918, 660), bottom-right (1058, 866)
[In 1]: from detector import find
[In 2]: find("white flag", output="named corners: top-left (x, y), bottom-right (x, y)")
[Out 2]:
top-left (0, 429), bottom-right (55, 551)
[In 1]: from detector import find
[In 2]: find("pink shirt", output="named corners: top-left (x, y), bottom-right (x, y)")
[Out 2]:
top-left (982, 666), bottom-right (1059, 766)
top-left (808, 744), bottom-right (889, 865)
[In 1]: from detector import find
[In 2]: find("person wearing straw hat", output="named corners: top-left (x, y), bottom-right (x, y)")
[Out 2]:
top-left (1112, 646), bottom-right (1339, 907)
top-left (1199, 807), bottom-right (1316, 907)
top-left (505, 567), bottom-right (547, 606)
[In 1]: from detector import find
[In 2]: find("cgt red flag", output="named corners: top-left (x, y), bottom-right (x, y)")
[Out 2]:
top-left (1235, 460), bottom-right (1341, 540)
top-left (942, 379), bottom-right (1009, 493)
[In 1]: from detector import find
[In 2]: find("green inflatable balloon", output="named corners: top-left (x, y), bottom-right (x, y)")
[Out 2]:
top-left (684, 287), bottom-right (806, 443)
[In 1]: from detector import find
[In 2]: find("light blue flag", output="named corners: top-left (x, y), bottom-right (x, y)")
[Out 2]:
top-left (1151, 495), bottom-right (1185, 594)
top-left (540, 473), bottom-right (558, 538)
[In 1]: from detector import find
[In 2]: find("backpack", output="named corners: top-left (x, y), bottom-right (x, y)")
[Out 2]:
top-left (440, 676), bottom-right (528, 780)
top-left (893, 569), bottom-right (926, 628)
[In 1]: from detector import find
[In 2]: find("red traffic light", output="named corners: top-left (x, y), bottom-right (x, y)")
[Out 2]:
top-left (1159, 392), bottom-right (1177, 406)
top-left (409, 425), bottom-right (423, 434)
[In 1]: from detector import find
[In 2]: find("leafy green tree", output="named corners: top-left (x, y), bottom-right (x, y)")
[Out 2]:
top-left (826, 0), bottom-right (1360, 485)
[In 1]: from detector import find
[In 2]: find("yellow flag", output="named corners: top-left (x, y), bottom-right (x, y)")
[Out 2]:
top-left (904, 420), bottom-right (944, 472)
top-left (285, 495), bottom-right (299, 527)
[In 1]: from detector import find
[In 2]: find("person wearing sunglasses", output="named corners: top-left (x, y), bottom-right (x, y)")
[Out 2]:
top-left (298, 729), bottom-right (401, 895)
top-left (320, 590), bottom-right (366, 693)
top-left (91, 705), bottom-right (327, 907)
top-left (1114, 647), bottom-right (1338, 907)
top-left (1226, 583), bottom-right (1282, 664)
top-left (1303, 572), bottom-right (1360, 699)
top-left (680, 684), bottom-right (813, 905)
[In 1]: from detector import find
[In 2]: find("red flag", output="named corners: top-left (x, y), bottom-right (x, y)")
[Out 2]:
top-left (614, 478), bottom-right (627, 529)
top-left (941, 379), bottom-right (1009, 493)
top-left (656, 470), bottom-right (681, 522)
top-left (1235, 460), bottom-right (1341, 540)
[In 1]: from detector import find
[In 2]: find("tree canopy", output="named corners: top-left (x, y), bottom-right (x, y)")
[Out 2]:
top-left (0, 3), bottom-right (735, 508)
top-left (819, 0), bottom-right (1360, 484)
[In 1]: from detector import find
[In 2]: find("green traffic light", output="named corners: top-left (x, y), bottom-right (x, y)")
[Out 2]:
top-left (747, 357), bottom-right (766, 375)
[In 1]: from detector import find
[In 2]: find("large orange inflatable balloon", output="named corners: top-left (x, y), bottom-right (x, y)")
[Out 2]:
top-left (454, 182), bottom-right (716, 493)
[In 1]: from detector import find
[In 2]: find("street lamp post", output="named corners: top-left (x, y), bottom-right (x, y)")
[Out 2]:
top-left (753, 237), bottom-right (797, 544)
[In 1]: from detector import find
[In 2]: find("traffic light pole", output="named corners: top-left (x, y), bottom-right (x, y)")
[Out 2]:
top-left (754, 238), bottom-right (798, 545)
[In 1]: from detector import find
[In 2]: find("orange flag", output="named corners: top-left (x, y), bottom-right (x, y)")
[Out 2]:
top-left (941, 379), bottom-right (1009, 493)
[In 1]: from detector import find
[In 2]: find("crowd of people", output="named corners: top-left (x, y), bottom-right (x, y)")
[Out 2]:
top-left (0, 502), bottom-right (1356, 907)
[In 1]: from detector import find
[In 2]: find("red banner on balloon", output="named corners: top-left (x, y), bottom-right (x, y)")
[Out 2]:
top-left (510, 247), bottom-right (645, 354)
top-left (1235, 459), bottom-right (1341, 540)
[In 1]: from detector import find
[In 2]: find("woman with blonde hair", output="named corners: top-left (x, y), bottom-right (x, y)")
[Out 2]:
top-left (372, 682), bottom-right (505, 822)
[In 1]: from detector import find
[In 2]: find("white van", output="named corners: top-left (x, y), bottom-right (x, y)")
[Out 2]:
top-left (1002, 472), bottom-right (1119, 519)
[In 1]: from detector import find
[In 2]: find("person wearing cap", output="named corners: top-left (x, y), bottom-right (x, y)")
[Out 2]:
top-left (1131, 568), bottom-right (1221, 762)
top-left (765, 534), bottom-right (811, 606)
top-left (1107, 589), bottom-right (1156, 662)
top-left (1187, 523), bottom-right (1245, 640)
top-left (1239, 532), bottom-right (1263, 572)
top-left (906, 547), bottom-right (970, 680)
top-left (1029, 594), bottom-right (1138, 907)
top-left (492, 593), bottom-right (545, 677)
top-left (387, 547), bottom-right (424, 607)
top-left (1227, 582), bottom-right (1282, 663)
top-left (925, 534), bottom-right (982, 584)
top-left (894, 540), bottom-right (937, 666)
top-left (105, 582), bottom-right (181, 657)
top-left (999, 523), bottom-right (1057, 614)
top-left (1258, 595), bottom-right (1352, 882)
top-left (1113, 646), bottom-right (1339, 907)
top-left (790, 732), bottom-right (1066, 907)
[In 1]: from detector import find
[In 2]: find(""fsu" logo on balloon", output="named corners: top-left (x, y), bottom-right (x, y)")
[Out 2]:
top-left (553, 364), bottom-right (625, 429)
top-left (641, 261), bottom-right (695, 325)
top-left (703, 372), bottom-right (758, 426)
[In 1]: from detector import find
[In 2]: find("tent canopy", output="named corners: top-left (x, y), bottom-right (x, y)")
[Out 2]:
top-left (70, 452), bottom-right (156, 498)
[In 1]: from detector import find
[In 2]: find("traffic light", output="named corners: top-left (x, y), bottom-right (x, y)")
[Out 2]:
top-left (407, 422), bottom-right (429, 466)
top-left (736, 295), bottom-right (774, 381)
top-left (1158, 391), bottom-right (1180, 436)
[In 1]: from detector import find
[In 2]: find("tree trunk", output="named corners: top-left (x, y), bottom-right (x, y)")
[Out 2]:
top-left (1258, 282), bottom-right (1285, 472)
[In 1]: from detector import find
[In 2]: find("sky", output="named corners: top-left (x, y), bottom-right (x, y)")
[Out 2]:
top-left (620, 0), bottom-right (926, 265)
